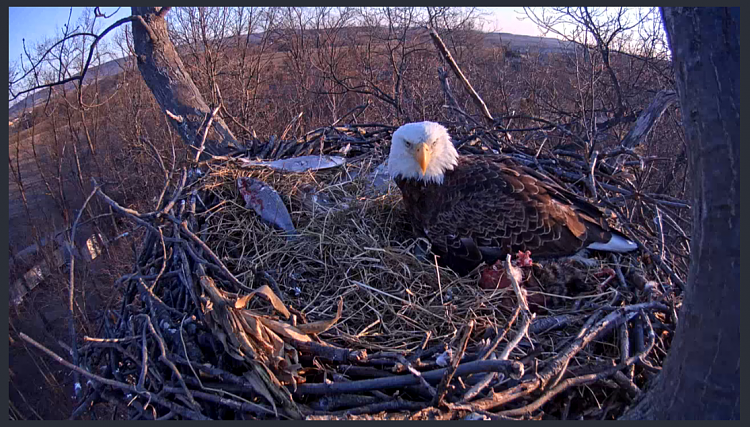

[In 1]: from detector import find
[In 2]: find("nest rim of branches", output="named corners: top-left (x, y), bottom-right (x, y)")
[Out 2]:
top-left (23, 121), bottom-right (687, 421)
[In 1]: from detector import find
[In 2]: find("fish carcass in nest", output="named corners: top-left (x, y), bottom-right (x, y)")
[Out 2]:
top-left (238, 177), bottom-right (297, 237)
top-left (238, 155), bottom-right (346, 173)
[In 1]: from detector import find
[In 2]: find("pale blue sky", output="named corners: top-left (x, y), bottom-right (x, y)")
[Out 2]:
top-left (9, 7), bottom-right (130, 66)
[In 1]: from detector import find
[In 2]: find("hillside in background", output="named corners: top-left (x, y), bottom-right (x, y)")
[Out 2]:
top-left (9, 56), bottom-right (131, 120)
top-left (9, 30), bottom-right (574, 121)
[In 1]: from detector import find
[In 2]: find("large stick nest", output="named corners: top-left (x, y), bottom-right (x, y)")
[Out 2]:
top-left (32, 123), bottom-right (687, 420)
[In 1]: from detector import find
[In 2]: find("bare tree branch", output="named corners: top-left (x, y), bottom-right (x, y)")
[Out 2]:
top-left (428, 27), bottom-right (493, 125)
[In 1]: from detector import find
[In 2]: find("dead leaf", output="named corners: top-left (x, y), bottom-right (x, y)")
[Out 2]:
top-left (214, 329), bottom-right (244, 361)
top-left (243, 370), bottom-right (279, 418)
top-left (240, 312), bottom-right (266, 342)
top-left (295, 297), bottom-right (343, 334)
top-left (275, 358), bottom-right (304, 391)
top-left (261, 323), bottom-right (286, 359)
top-left (257, 317), bottom-right (312, 343)
top-left (200, 276), bottom-right (230, 306)
top-left (250, 361), bottom-right (304, 420)
top-left (234, 311), bottom-right (270, 357)
top-left (236, 285), bottom-right (291, 319)
top-left (286, 344), bottom-right (300, 366)
top-left (234, 294), bottom-right (252, 309)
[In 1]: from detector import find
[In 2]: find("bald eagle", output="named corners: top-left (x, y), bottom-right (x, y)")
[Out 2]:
top-left (388, 121), bottom-right (637, 275)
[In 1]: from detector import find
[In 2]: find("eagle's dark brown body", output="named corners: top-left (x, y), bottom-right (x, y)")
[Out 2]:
top-left (395, 155), bottom-right (621, 275)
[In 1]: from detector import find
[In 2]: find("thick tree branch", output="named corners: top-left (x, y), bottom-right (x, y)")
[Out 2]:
top-left (130, 7), bottom-right (241, 157)
top-left (611, 90), bottom-right (678, 168)
top-left (621, 7), bottom-right (740, 420)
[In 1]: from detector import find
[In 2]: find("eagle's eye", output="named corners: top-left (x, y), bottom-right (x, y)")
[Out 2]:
top-left (404, 140), bottom-right (412, 148)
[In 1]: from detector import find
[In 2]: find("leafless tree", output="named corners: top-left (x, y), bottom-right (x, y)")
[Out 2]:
top-left (621, 7), bottom-right (739, 418)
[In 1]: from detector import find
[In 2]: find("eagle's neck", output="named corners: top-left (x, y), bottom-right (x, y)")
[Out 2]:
top-left (395, 176), bottom-right (444, 191)
top-left (395, 176), bottom-right (444, 214)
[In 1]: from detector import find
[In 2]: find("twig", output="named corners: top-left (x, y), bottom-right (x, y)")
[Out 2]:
top-left (161, 386), bottom-right (282, 419)
top-left (500, 255), bottom-right (535, 361)
top-left (136, 315), bottom-right (200, 411)
top-left (458, 353), bottom-right (500, 403)
top-left (135, 278), bottom-right (182, 316)
top-left (437, 66), bottom-right (477, 126)
top-left (610, 209), bottom-right (686, 292)
top-left (528, 314), bottom-right (579, 334)
top-left (69, 389), bottom-right (99, 420)
top-left (331, 102), bottom-right (370, 127)
top-left (428, 27), bottom-right (493, 124)
top-left (633, 310), bottom-right (660, 373)
top-left (174, 219), bottom-right (245, 291)
top-left (136, 322), bottom-right (149, 391)
top-left (67, 183), bottom-right (102, 400)
top-left (612, 371), bottom-right (640, 398)
top-left (618, 321), bottom-right (634, 381)
top-left (19, 333), bottom-right (210, 420)
top-left (340, 399), bottom-right (427, 416)
top-left (455, 303), bottom-right (663, 412)
top-left (159, 167), bottom-right (188, 217)
top-left (148, 228), bottom-right (168, 292)
top-left (9, 15), bottom-right (137, 101)
top-left (309, 394), bottom-right (382, 412)
top-left (433, 320), bottom-right (475, 407)
top-left (394, 355), bottom-right (437, 398)
top-left (655, 205), bottom-right (666, 261)
top-left (587, 150), bottom-right (599, 199)
top-left (285, 336), bottom-right (367, 364)
top-left (280, 112), bottom-right (304, 141)
top-left (407, 335), bottom-right (442, 363)
top-left (295, 359), bottom-right (523, 396)
top-left (477, 306), bottom-right (520, 360)
top-left (95, 186), bottom-right (161, 236)
top-left (610, 254), bottom-right (629, 290)
top-left (164, 109), bottom-right (184, 123)
top-left (82, 335), bottom-right (140, 344)
top-left (463, 409), bottom-right (521, 421)
top-left (337, 365), bottom-right (397, 379)
top-left (496, 310), bottom-right (656, 417)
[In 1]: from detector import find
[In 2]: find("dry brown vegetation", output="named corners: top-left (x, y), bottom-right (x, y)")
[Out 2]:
top-left (8, 7), bottom-right (691, 420)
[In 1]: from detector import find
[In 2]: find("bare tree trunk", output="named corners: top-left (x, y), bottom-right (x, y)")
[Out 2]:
top-left (131, 7), bottom-right (240, 156)
top-left (611, 90), bottom-right (677, 168)
top-left (621, 7), bottom-right (739, 420)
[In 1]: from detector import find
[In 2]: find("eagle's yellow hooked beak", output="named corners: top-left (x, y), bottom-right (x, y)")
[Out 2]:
top-left (414, 143), bottom-right (431, 175)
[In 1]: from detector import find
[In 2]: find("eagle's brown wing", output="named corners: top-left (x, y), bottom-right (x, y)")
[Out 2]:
top-left (397, 155), bottom-right (614, 274)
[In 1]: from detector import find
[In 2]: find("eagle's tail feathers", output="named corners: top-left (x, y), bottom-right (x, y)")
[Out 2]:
top-left (586, 234), bottom-right (638, 253)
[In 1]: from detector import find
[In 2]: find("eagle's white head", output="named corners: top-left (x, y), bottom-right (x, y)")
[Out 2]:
top-left (388, 121), bottom-right (459, 184)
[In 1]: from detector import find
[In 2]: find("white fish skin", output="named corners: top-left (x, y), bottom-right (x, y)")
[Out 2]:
top-left (435, 348), bottom-right (453, 367)
top-left (239, 155), bottom-right (346, 173)
top-left (367, 161), bottom-right (391, 195)
top-left (297, 184), bottom-right (351, 215)
top-left (238, 177), bottom-right (297, 234)
top-left (586, 234), bottom-right (638, 252)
